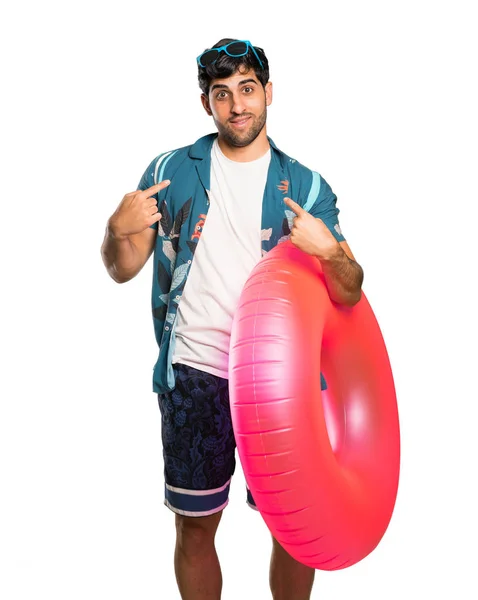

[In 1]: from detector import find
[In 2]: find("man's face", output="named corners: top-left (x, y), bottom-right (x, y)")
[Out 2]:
top-left (201, 66), bottom-right (273, 147)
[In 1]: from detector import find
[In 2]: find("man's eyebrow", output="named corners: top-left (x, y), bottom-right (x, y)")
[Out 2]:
top-left (210, 79), bottom-right (258, 92)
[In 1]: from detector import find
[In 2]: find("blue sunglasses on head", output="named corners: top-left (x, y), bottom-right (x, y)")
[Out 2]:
top-left (197, 40), bottom-right (264, 69)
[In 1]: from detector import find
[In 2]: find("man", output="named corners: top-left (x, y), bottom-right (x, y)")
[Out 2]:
top-left (101, 38), bottom-right (363, 600)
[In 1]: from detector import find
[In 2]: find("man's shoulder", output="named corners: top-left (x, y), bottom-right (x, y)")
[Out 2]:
top-left (148, 133), bottom-right (216, 176)
top-left (138, 134), bottom-right (216, 192)
top-left (148, 142), bottom-right (191, 169)
top-left (269, 141), bottom-right (333, 210)
top-left (270, 139), bottom-right (316, 182)
top-left (156, 133), bottom-right (217, 161)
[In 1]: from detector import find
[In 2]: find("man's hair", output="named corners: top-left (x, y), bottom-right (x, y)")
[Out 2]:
top-left (197, 38), bottom-right (270, 95)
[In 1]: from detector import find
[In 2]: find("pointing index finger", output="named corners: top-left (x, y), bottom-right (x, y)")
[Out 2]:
top-left (142, 179), bottom-right (171, 197)
top-left (283, 197), bottom-right (305, 216)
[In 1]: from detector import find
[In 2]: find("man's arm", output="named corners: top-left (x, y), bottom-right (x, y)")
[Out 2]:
top-left (284, 198), bottom-right (363, 307)
top-left (100, 181), bottom-right (169, 283)
top-left (101, 225), bottom-right (157, 284)
top-left (319, 240), bottom-right (363, 306)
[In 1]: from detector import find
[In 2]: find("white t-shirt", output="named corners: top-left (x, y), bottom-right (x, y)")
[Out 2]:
top-left (172, 138), bottom-right (271, 378)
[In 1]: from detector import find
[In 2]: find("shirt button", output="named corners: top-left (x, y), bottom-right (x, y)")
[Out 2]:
top-left (187, 260), bottom-right (191, 264)
top-left (165, 326), bottom-right (170, 331)
top-left (175, 295), bottom-right (180, 300)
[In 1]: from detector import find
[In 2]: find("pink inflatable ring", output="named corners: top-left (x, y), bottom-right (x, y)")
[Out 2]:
top-left (229, 241), bottom-right (400, 570)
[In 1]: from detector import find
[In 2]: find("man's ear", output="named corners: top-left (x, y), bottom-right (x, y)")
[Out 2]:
top-left (201, 93), bottom-right (213, 116)
top-left (265, 81), bottom-right (273, 107)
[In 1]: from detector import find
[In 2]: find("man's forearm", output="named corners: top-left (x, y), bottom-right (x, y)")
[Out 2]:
top-left (101, 222), bottom-right (141, 283)
top-left (318, 245), bottom-right (364, 306)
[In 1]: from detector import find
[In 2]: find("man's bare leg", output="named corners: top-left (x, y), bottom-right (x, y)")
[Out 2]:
top-left (269, 536), bottom-right (316, 600)
top-left (174, 511), bottom-right (223, 600)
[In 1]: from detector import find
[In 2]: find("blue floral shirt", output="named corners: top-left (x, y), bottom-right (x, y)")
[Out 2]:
top-left (137, 133), bottom-right (346, 394)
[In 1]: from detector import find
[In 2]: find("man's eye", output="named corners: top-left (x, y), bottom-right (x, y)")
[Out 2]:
top-left (216, 91), bottom-right (227, 99)
top-left (243, 87), bottom-right (253, 93)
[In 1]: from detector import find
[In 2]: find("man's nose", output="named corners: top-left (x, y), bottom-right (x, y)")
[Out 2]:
top-left (231, 94), bottom-right (246, 114)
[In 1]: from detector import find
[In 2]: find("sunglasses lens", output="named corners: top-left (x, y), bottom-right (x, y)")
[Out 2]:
top-left (226, 41), bottom-right (248, 56)
top-left (200, 49), bottom-right (219, 66)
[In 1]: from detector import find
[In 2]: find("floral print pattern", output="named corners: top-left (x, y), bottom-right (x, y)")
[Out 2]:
top-left (158, 363), bottom-right (237, 490)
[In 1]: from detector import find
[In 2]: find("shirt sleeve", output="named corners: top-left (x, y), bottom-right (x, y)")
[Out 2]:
top-left (137, 156), bottom-right (161, 231)
top-left (308, 174), bottom-right (346, 243)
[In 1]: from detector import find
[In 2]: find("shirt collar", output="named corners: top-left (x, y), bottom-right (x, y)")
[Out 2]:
top-left (188, 132), bottom-right (287, 174)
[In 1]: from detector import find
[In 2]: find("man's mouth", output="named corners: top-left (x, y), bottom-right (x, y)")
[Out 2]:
top-left (229, 116), bottom-right (251, 128)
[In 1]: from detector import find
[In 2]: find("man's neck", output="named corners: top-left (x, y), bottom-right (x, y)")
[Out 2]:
top-left (217, 130), bottom-right (270, 162)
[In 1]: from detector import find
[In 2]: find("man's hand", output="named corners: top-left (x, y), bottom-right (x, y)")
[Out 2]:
top-left (284, 197), bottom-right (340, 260)
top-left (108, 180), bottom-right (171, 239)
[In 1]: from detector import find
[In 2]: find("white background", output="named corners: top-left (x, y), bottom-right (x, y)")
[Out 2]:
top-left (1, 0), bottom-right (477, 598)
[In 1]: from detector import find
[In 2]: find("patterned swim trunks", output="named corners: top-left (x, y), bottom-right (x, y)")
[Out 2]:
top-left (157, 362), bottom-right (258, 516)
top-left (158, 362), bottom-right (327, 517)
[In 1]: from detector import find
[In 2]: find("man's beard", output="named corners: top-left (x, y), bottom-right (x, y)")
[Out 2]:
top-left (215, 106), bottom-right (267, 148)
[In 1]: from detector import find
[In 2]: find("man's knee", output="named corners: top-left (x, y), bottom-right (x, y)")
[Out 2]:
top-left (175, 511), bottom-right (223, 557)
